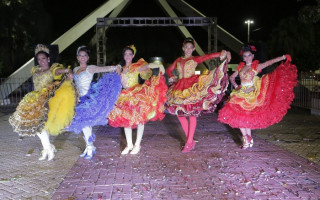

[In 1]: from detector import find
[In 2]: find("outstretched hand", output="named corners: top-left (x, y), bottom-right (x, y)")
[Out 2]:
top-left (220, 50), bottom-right (231, 62)
top-left (285, 54), bottom-right (292, 62)
top-left (168, 76), bottom-right (178, 84)
top-left (115, 65), bottom-right (122, 75)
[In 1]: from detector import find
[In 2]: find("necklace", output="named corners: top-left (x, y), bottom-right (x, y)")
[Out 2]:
top-left (246, 62), bottom-right (252, 66)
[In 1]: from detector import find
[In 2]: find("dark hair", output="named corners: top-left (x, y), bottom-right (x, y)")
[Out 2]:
top-left (119, 46), bottom-right (135, 66)
top-left (34, 44), bottom-right (59, 66)
top-left (35, 51), bottom-right (49, 58)
top-left (240, 44), bottom-right (257, 55)
top-left (77, 45), bottom-right (90, 56)
top-left (183, 37), bottom-right (195, 47)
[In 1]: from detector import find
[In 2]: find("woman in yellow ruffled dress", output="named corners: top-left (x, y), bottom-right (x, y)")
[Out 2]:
top-left (9, 44), bottom-right (76, 161)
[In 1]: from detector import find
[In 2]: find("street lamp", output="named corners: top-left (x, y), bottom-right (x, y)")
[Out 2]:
top-left (245, 20), bottom-right (254, 42)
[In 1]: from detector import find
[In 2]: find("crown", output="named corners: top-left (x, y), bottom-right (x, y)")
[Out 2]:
top-left (35, 44), bottom-right (49, 56)
top-left (128, 45), bottom-right (137, 54)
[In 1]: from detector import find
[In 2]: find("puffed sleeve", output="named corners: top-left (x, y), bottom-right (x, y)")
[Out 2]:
top-left (50, 63), bottom-right (64, 80)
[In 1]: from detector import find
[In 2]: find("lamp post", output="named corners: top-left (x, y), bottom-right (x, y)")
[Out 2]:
top-left (245, 20), bottom-right (254, 42)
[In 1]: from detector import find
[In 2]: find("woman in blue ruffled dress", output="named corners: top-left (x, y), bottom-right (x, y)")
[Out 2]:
top-left (66, 46), bottom-right (122, 159)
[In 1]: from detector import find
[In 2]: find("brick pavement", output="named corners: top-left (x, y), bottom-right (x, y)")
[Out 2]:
top-left (0, 109), bottom-right (320, 199)
top-left (0, 112), bottom-right (82, 199)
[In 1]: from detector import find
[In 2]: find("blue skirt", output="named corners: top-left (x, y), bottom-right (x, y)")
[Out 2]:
top-left (66, 73), bottom-right (121, 134)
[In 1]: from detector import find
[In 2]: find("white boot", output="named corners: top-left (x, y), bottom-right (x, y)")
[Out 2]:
top-left (37, 130), bottom-right (56, 161)
top-left (81, 126), bottom-right (96, 159)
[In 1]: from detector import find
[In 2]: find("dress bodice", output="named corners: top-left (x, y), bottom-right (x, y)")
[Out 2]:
top-left (32, 70), bottom-right (53, 91)
top-left (121, 58), bottom-right (151, 89)
top-left (31, 63), bottom-right (64, 91)
top-left (237, 61), bottom-right (259, 87)
top-left (176, 58), bottom-right (198, 79)
top-left (166, 52), bottom-right (220, 79)
top-left (73, 65), bottom-right (94, 96)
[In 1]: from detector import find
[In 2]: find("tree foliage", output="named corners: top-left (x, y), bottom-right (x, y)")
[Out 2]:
top-left (0, 0), bottom-right (52, 77)
top-left (268, 1), bottom-right (320, 72)
top-left (298, 0), bottom-right (320, 23)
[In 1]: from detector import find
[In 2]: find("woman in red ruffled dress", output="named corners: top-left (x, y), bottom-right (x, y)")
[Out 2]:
top-left (218, 44), bottom-right (297, 149)
top-left (166, 37), bottom-right (231, 153)
top-left (108, 45), bottom-right (167, 155)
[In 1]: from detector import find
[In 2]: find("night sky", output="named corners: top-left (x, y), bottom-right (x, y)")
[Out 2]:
top-left (42, 0), bottom-right (302, 64)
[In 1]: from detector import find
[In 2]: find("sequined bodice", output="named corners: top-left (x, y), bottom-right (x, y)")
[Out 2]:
top-left (74, 66), bottom-right (94, 96)
top-left (121, 71), bottom-right (140, 89)
top-left (177, 58), bottom-right (197, 79)
top-left (121, 59), bottom-right (149, 89)
top-left (32, 69), bottom-right (54, 91)
top-left (239, 67), bottom-right (257, 86)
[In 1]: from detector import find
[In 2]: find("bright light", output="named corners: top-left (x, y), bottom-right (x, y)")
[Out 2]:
top-left (195, 71), bottom-right (201, 75)
top-left (245, 20), bottom-right (254, 42)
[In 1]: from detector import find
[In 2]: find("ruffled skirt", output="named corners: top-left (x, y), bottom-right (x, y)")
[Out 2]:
top-left (166, 60), bottom-right (229, 117)
top-left (9, 80), bottom-right (76, 136)
top-left (44, 80), bottom-right (76, 135)
top-left (218, 61), bottom-right (297, 129)
top-left (66, 73), bottom-right (122, 134)
top-left (108, 74), bottom-right (167, 128)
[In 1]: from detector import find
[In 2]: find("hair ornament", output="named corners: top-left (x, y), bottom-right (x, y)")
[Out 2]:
top-left (250, 45), bottom-right (257, 52)
top-left (35, 44), bottom-right (49, 56)
top-left (128, 45), bottom-right (137, 54)
top-left (77, 45), bottom-right (87, 55)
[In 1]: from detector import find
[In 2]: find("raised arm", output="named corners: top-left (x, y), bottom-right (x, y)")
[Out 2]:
top-left (87, 65), bottom-right (121, 74)
top-left (194, 52), bottom-right (221, 64)
top-left (257, 55), bottom-right (286, 72)
top-left (138, 64), bottom-right (150, 72)
top-left (194, 50), bottom-right (231, 64)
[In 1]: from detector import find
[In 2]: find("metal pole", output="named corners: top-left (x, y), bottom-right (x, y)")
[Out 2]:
top-left (247, 22), bottom-right (250, 42)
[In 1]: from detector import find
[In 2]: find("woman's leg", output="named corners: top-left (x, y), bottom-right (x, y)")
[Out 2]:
top-left (246, 128), bottom-right (253, 147)
top-left (37, 130), bottom-right (56, 161)
top-left (186, 116), bottom-right (197, 144)
top-left (121, 127), bottom-right (133, 154)
top-left (181, 116), bottom-right (197, 153)
top-left (240, 128), bottom-right (253, 149)
top-left (81, 126), bottom-right (96, 159)
top-left (177, 116), bottom-right (189, 138)
top-left (131, 124), bottom-right (144, 154)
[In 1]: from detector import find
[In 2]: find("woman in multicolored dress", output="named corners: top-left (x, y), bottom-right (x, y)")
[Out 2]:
top-left (66, 46), bottom-right (122, 160)
top-left (108, 45), bottom-right (167, 155)
top-left (166, 37), bottom-right (230, 153)
top-left (9, 44), bottom-right (76, 161)
top-left (218, 44), bottom-right (297, 149)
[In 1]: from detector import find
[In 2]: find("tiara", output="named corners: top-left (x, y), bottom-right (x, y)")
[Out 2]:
top-left (35, 44), bottom-right (49, 55)
top-left (128, 45), bottom-right (137, 54)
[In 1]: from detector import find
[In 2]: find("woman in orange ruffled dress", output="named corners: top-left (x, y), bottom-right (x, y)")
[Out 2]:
top-left (218, 44), bottom-right (297, 149)
top-left (166, 37), bottom-right (230, 153)
top-left (108, 45), bottom-right (167, 155)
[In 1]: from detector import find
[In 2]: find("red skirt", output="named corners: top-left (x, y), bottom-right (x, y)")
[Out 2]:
top-left (166, 61), bottom-right (228, 117)
top-left (218, 61), bottom-right (297, 129)
top-left (108, 75), bottom-right (167, 128)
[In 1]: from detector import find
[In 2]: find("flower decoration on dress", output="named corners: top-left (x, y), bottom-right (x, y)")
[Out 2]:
top-left (35, 44), bottom-right (49, 56)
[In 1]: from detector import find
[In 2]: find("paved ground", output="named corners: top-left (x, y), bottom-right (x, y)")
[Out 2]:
top-left (0, 107), bottom-right (320, 199)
